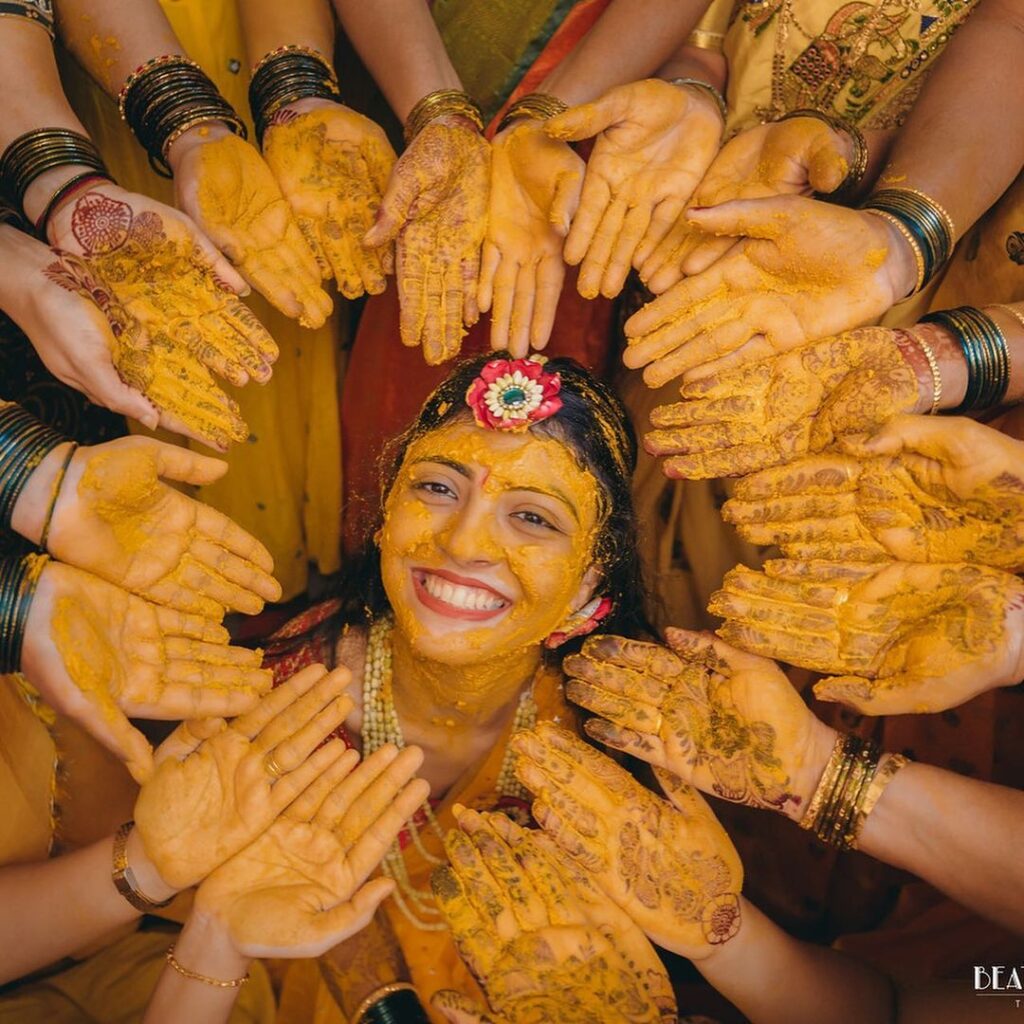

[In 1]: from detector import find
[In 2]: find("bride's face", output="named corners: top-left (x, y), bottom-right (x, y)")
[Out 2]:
top-left (379, 418), bottom-right (601, 664)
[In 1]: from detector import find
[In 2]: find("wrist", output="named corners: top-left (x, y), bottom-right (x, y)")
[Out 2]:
top-left (175, 908), bottom-right (251, 981)
top-left (668, 77), bottom-right (727, 130)
top-left (21, 163), bottom-right (96, 227)
top-left (9, 441), bottom-right (73, 545)
top-left (898, 321), bottom-right (968, 412)
top-left (866, 211), bottom-right (920, 301)
top-left (785, 723), bottom-right (841, 824)
top-left (126, 825), bottom-right (180, 905)
top-left (165, 120), bottom-right (233, 176)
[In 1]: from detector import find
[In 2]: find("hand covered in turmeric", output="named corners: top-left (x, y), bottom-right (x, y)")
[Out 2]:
top-left (19, 557), bottom-right (269, 783)
top-left (20, 436), bottom-right (280, 616)
top-left (175, 131), bottom-right (332, 327)
top-left (641, 116), bottom-right (856, 291)
top-left (193, 743), bottom-right (428, 957)
top-left (45, 183), bottom-right (277, 449)
top-left (512, 723), bottom-right (743, 960)
top-left (262, 101), bottom-right (396, 300)
top-left (624, 195), bottom-right (914, 388)
top-left (135, 665), bottom-right (356, 887)
top-left (723, 416), bottom-right (1024, 570)
top-left (364, 116), bottom-right (490, 365)
top-left (644, 326), bottom-right (921, 479)
top-left (710, 560), bottom-right (1024, 714)
top-left (548, 79), bottom-right (723, 300)
top-left (432, 806), bottom-right (677, 1024)
top-left (565, 631), bottom-right (835, 821)
top-left (479, 118), bottom-right (582, 355)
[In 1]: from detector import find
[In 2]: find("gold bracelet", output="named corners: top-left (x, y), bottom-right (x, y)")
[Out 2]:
top-left (165, 945), bottom-right (250, 988)
top-left (990, 303), bottom-right (1024, 332)
top-left (777, 109), bottom-right (867, 199)
top-left (865, 208), bottom-right (925, 295)
top-left (686, 28), bottom-right (726, 52)
top-left (112, 821), bottom-right (174, 913)
top-left (904, 327), bottom-right (943, 414)
top-left (352, 981), bottom-right (418, 1023)
top-left (894, 185), bottom-right (956, 246)
top-left (496, 92), bottom-right (568, 133)
top-left (799, 732), bottom-right (845, 830)
top-left (850, 752), bottom-right (911, 849)
top-left (667, 77), bottom-right (727, 124)
top-left (403, 89), bottom-right (483, 145)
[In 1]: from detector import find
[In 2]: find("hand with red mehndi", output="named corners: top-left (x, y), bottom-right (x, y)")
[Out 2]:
top-left (19, 558), bottom-right (270, 783)
top-left (710, 559), bottom-right (1024, 715)
top-left (547, 79), bottom-right (724, 300)
top-left (191, 742), bottom-right (429, 957)
top-left (643, 326), bottom-right (922, 479)
top-left (723, 417), bottom-right (1024, 569)
top-left (512, 723), bottom-right (744, 960)
top-left (565, 631), bottom-right (836, 821)
top-left (173, 130), bottom-right (333, 328)
top-left (432, 807), bottom-right (677, 1024)
top-left (262, 100), bottom-right (397, 300)
top-left (14, 436), bottom-right (280, 618)
top-left (479, 118), bottom-right (582, 356)
top-left (136, 664), bottom-right (357, 887)
top-left (640, 116), bottom-right (856, 291)
top-left (364, 115), bottom-right (490, 365)
top-left (623, 195), bottom-right (916, 388)
top-left (44, 181), bottom-right (275, 449)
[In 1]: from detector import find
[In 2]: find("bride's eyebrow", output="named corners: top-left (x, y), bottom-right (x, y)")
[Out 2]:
top-left (509, 484), bottom-right (580, 524)
top-left (411, 456), bottom-right (471, 478)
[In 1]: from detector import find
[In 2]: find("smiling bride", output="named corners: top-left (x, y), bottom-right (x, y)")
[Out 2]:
top-left (259, 352), bottom-right (646, 1023)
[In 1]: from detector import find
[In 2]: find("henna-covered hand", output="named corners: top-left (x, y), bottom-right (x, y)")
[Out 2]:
top-left (710, 560), bottom-right (1024, 715)
top-left (175, 132), bottom-right (332, 327)
top-left (263, 101), bottom-right (397, 300)
top-left (23, 436), bottom-right (281, 616)
top-left (479, 118), bottom-right (582, 356)
top-left (46, 183), bottom-right (279, 449)
top-left (644, 326), bottom-right (921, 479)
top-left (364, 116), bottom-right (490, 365)
top-left (723, 416), bottom-right (1024, 570)
top-left (565, 631), bottom-right (836, 821)
top-left (193, 742), bottom-right (427, 958)
top-left (136, 664), bottom-right (361, 887)
top-left (641, 116), bottom-right (855, 292)
top-left (432, 807), bottom-right (677, 1024)
top-left (623, 195), bottom-right (913, 388)
top-left (511, 723), bottom-right (743, 960)
top-left (547, 79), bottom-right (723, 300)
top-left (18, 557), bottom-right (270, 783)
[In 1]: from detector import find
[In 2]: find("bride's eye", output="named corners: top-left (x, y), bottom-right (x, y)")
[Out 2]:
top-left (511, 509), bottom-right (559, 532)
top-left (413, 480), bottom-right (457, 500)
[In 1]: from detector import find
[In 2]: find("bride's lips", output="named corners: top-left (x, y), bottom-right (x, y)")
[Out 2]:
top-left (411, 567), bottom-right (512, 621)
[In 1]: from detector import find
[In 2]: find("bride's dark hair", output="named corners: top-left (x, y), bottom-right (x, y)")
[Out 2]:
top-left (337, 353), bottom-right (648, 647)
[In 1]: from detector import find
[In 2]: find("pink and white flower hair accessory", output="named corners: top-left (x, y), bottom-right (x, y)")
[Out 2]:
top-left (465, 355), bottom-right (562, 432)
top-left (544, 596), bottom-right (614, 649)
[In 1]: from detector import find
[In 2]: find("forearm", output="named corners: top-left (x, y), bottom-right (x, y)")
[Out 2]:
top-left (697, 898), bottom-right (895, 1024)
top-left (143, 909), bottom-right (249, 1024)
top-left (656, 43), bottom-right (726, 92)
top-left (0, 829), bottom-right (175, 985)
top-left (330, 0), bottom-right (461, 119)
top-left (538, 0), bottom-right (713, 105)
top-left (876, 0), bottom-right (1024, 242)
top-left (856, 762), bottom-right (1024, 934)
top-left (237, 0), bottom-right (335, 67)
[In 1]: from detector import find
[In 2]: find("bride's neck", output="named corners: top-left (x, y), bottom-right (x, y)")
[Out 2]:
top-left (390, 626), bottom-right (541, 733)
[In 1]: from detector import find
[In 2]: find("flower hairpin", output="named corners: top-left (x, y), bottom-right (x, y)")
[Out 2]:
top-left (465, 355), bottom-right (562, 432)
top-left (544, 596), bottom-right (614, 649)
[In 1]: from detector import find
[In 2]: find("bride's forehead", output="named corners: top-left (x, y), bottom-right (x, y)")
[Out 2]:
top-left (402, 418), bottom-right (572, 472)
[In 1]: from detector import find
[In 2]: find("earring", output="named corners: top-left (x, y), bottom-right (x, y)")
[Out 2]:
top-left (544, 596), bottom-right (613, 649)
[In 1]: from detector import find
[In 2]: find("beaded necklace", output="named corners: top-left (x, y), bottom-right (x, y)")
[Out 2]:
top-left (361, 616), bottom-right (537, 930)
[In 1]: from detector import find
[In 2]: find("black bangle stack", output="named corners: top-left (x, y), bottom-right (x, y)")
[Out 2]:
top-left (921, 306), bottom-right (1011, 413)
top-left (360, 989), bottom-right (430, 1024)
top-left (248, 45), bottom-right (341, 146)
top-left (0, 128), bottom-right (108, 220)
top-left (0, 1), bottom-right (55, 40)
top-left (0, 552), bottom-right (48, 673)
top-left (0, 403), bottom-right (66, 533)
top-left (863, 187), bottom-right (954, 294)
top-left (118, 55), bottom-right (248, 178)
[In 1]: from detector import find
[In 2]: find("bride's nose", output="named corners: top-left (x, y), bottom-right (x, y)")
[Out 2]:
top-left (439, 497), bottom-right (502, 566)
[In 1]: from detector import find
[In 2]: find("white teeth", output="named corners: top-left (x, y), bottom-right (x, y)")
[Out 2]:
top-left (421, 573), bottom-right (505, 611)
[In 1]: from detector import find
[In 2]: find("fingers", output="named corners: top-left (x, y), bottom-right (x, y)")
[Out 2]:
top-left (146, 437), bottom-right (228, 487)
top-left (431, 990), bottom-right (492, 1024)
top-left (364, 159), bottom-right (418, 248)
top-left (431, 863), bottom-right (501, 978)
top-left (283, 746), bottom-right (361, 822)
top-left (601, 202), bottom-right (652, 298)
top-left (575, 194), bottom-right (627, 299)
top-left (320, 743), bottom-right (422, 837)
top-left (564, 173), bottom-right (611, 270)
top-left (307, 876), bottom-right (397, 951)
top-left (508, 264), bottom-right (537, 359)
top-left (686, 195), bottom-right (796, 241)
top-left (634, 196), bottom-right (685, 270)
top-left (583, 717), bottom-right (666, 767)
top-left (253, 666), bottom-right (352, 753)
top-left (269, 736), bottom-right (351, 813)
top-left (344, 775), bottom-right (431, 884)
top-left (813, 673), bottom-right (925, 715)
top-left (477, 241), bottom-right (500, 316)
top-left (531, 256), bottom-right (564, 351)
top-left (193, 502), bottom-right (275, 574)
top-left (231, 663), bottom-right (329, 740)
top-left (131, 677), bottom-right (266, 719)
top-left (265, 693), bottom-right (354, 772)
top-left (549, 167), bottom-right (582, 237)
top-left (83, 358), bottom-right (161, 431)
top-left (545, 97), bottom-right (622, 143)
top-left (189, 537), bottom-right (281, 605)
top-left (153, 606), bottom-right (229, 643)
top-left (566, 680), bottom-right (663, 733)
top-left (443, 827), bottom-right (519, 941)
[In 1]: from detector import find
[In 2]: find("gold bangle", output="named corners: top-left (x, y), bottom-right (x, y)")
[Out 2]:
top-left (496, 92), bottom-right (568, 133)
top-left (165, 945), bottom-right (250, 988)
top-left (403, 89), bottom-right (483, 145)
top-left (667, 77), bottom-right (727, 124)
top-left (799, 732), bottom-right (845, 830)
top-left (686, 28), bottom-right (726, 52)
top-left (865, 208), bottom-right (925, 295)
top-left (904, 327), bottom-right (943, 414)
top-left (112, 821), bottom-right (174, 912)
top-left (850, 752), bottom-right (910, 849)
top-left (352, 981), bottom-right (418, 1024)
top-left (990, 303), bottom-right (1024, 332)
top-left (894, 185), bottom-right (956, 245)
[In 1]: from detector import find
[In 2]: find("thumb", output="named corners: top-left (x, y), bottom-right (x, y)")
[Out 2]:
top-left (83, 354), bottom-right (161, 431)
top-left (101, 711), bottom-right (155, 784)
top-left (687, 194), bottom-right (798, 240)
top-left (364, 164), bottom-right (417, 248)
top-left (545, 91), bottom-right (629, 142)
top-left (653, 765), bottom-right (713, 820)
top-left (153, 717), bottom-right (226, 768)
top-left (806, 134), bottom-right (850, 195)
top-left (549, 167), bottom-right (582, 236)
top-left (813, 674), bottom-right (880, 713)
top-left (316, 877), bottom-right (396, 945)
top-left (847, 413), bottom-right (952, 459)
top-left (144, 436), bottom-right (229, 486)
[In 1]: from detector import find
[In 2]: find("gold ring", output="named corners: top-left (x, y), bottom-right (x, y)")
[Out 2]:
top-left (264, 752), bottom-right (286, 779)
top-left (648, 712), bottom-right (664, 736)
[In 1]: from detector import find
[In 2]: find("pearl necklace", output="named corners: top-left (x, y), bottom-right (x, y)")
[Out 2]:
top-left (362, 616), bottom-right (537, 931)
